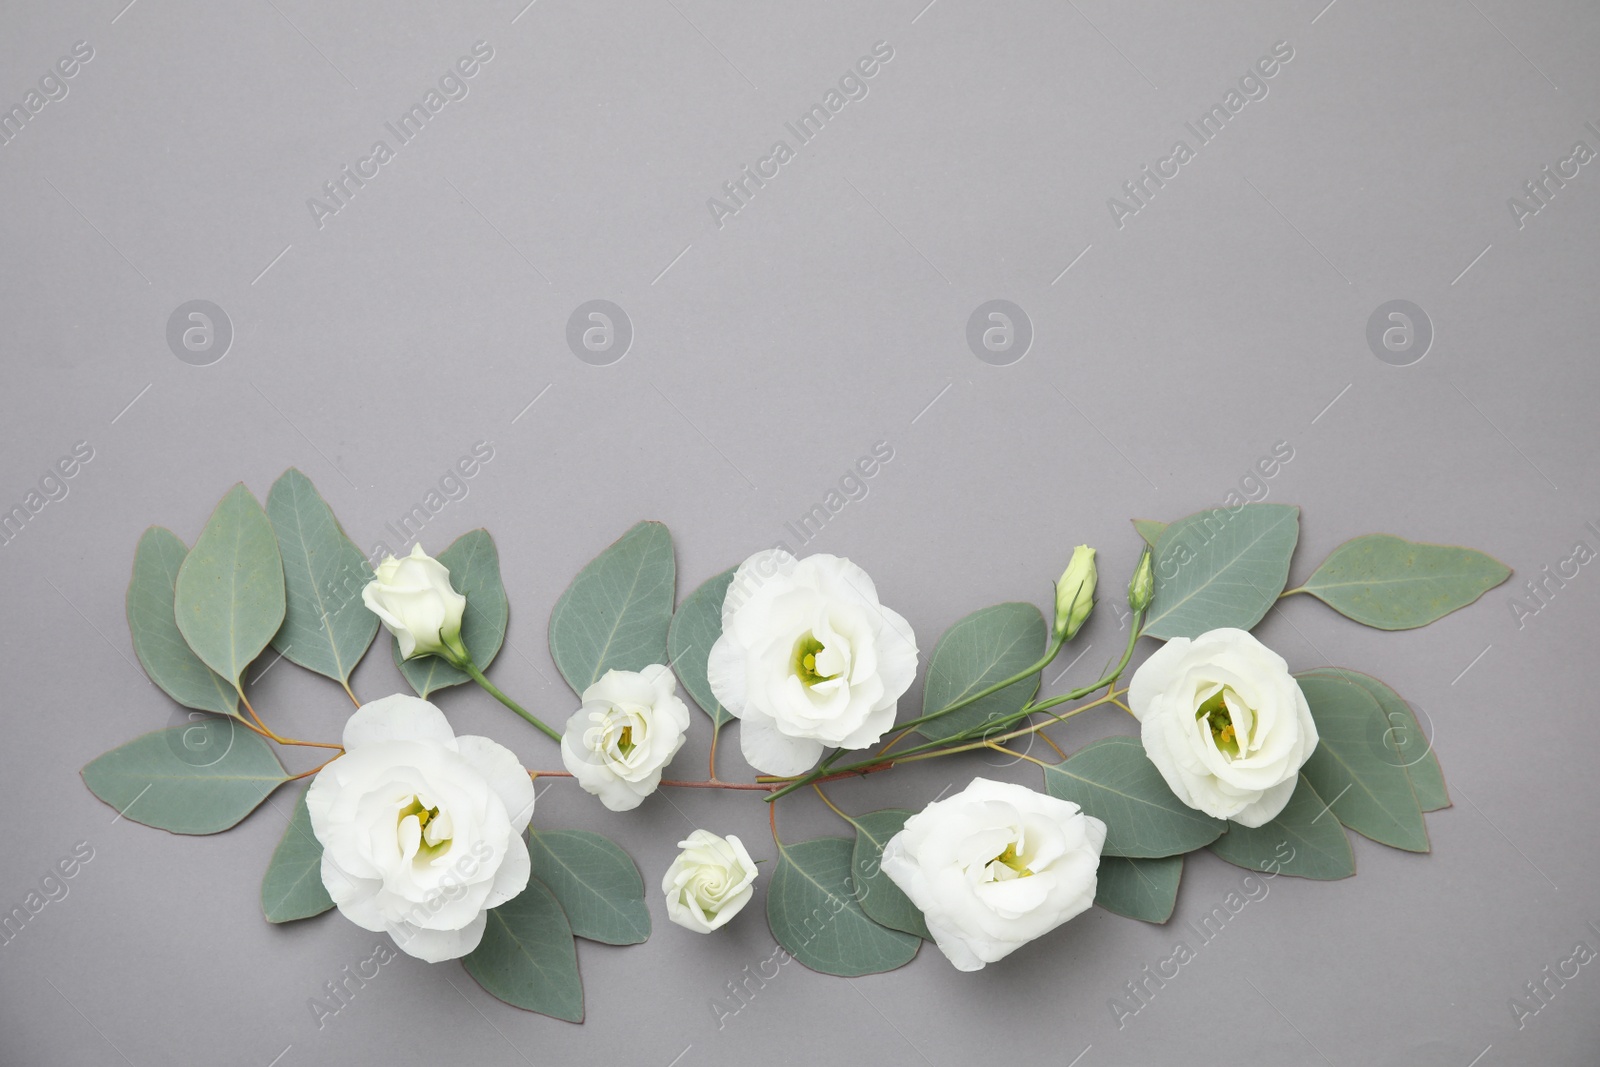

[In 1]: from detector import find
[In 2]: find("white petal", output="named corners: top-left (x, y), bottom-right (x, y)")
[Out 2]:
top-left (343, 694), bottom-right (457, 750)
top-left (738, 716), bottom-right (824, 776)
top-left (456, 734), bottom-right (538, 833)
top-left (484, 835), bottom-right (532, 909)
top-left (387, 911), bottom-right (488, 963)
top-left (705, 633), bottom-right (749, 716)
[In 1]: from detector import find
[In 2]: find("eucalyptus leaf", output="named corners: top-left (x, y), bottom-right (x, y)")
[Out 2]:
top-left (395, 530), bottom-right (507, 697)
top-left (463, 879), bottom-right (583, 1022)
top-left (127, 527), bottom-right (239, 717)
top-left (266, 468), bottom-right (378, 685)
top-left (1297, 674), bottom-right (1429, 852)
top-left (849, 809), bottom-right (931, 940)
top-left (1133, 519), bottom-right (1167, 548)
top-left (768, 837), bottom-right (920, 977)
top-left (1296, 533), bottom-right (1511, 630)
top-left (1299, 668), bottom-right (1448, 812)
top-left (1144, 503), bottom-right (1299, 640)
top-left (916, 602), bottom-right (1045, 742)
top-left (1095, 855), bottom-right (1182, 923)
top-left (527, 829), bottom-right (650, 946)
top-left (261, 783), bottom-right (334, 922)
top-left (549, 521), bottom-right (675, 695)
top-left (1207, 775), bottom-right (1356, 880)
top-left (668, 567), bottom-right (736, 729)
top-left (1041, 737), bottom-right (1225, 858)
top-left (174, 484), bottom-right (286, 688)
top-left (81, 720), bottom-right (287, 834)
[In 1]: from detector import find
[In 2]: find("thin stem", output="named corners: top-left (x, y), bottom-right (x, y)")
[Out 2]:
top-left (1034, 729), bottom-right (1066, 760)
top-left (985, 742), bottom-right (1050, 769)
top-left (769, 797), bottom-right (780, 844)
top-left (341, 680), bottom-right (361, 708)
top-left (1279, 587), bottom-right (1306, 598)
top-left (460, 660), bottom-right (562, 742)
top-left (522, 769), bottom-right (778, 792)
top-left (708, 726), bottom-right (721, 781)
top-left (891, 629), bottom-right (1069, 738)
top-left (812, 783), bottom-right (856, 827)
top-left (237, 690), bottom-right (344, 750)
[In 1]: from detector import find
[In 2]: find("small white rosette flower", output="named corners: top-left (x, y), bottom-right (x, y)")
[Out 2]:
top-left (559, 665), bottom-right (691, 812)
top-left (880, 778), bottom-right (1105, 972)
top-left (362, 544), bottom-right (469, 662)
top-left (661, 830), bottom-right (759, 933)
top-left (706, 549), bottom-right (918, 776)
top-left (306, 694), bottom-right (537, 963)
top-left (1129, 627), bottom-right (1318, 828)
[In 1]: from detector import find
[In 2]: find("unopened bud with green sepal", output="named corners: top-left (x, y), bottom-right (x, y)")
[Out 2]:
top-left (1128, 548), bottom-right (1154, 614)
top-left (1054, 545), bottom-right (1097, 639)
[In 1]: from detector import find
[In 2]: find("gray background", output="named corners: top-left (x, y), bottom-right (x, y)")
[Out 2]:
top-left (0, 0), bottom-right (1595, 1063)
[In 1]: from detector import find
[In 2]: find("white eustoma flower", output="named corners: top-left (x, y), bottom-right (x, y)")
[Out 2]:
top-left (1129, 627), bottom-right (1318, 828)
top-left (361, 544), bottom-right (468, 662)
top-left (306, 694), bottom-right (536, 963)
top-left (706, 549), bottom-right (918, 776)
top-left (661, 830), bottom-right (759, 933)
top-left (880, 778), bottom-right (1105, 972)
top-left (559, 665), bottom-right (691, 812)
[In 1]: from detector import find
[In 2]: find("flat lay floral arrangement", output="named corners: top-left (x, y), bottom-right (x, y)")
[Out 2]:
top-left (85, 468), bottom-right (1511, 1020)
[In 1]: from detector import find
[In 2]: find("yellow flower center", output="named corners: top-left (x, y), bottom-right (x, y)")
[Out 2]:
top-left (990, 842), bottom-right (1033, 878)
top-left (1197, 688), bottom-right (1242, 758)
top-left (792, 633), bottom-right (839, 687)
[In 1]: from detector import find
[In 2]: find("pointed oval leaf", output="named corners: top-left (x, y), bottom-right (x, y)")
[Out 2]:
top-left (1095, 855), bottom-right (1182, 923)
top-left (127, 527), bottom-right (238, 717)
top-left (1041, 737), bottom-right (1225, 858)
top-left (1299, 667), bottom-right (1448, 812)
top-left (1297, 533), bottom-right (1510, 630)
top-left (917, 602), bottom-right (1045, 742)
top-left (463, 878), bottom-right (583, 1022)
top-left (768, 837), bottom-right (920, 977)
top-left (1133, 519), bottom-right (1167, 548)
top-left (262, 783), bottom-right (335, 922)
top-left (174, 484), bottom-right (286, 687)
top-left (266, 468), bottom-right (378, 684)
top-left (527, 829), bottom-right (650, 946)
top-left (1144, 503), bottom-right (1300, 640)
top-left (668, 567), bottom-right (737, 729)
top-left (549, 521), bottom-right (675, 695)
top-left (1207, 775), bottom-right (1356, 880)
top-left (850, 809), bottom-right (931, 940)
top-left (82, 719), bottom-right (287, 834)
top-left (1297, 674), bottom-right (1429, 852)
top-left (395, 530), bottom-right (508, 697)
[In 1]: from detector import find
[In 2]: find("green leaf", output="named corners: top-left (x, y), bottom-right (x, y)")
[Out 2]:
top-left (174, 484), bottom-right (286, 688)
top-left (395, 530), bottom-right (508, 697)
top-left (1295, 533), bottom-right (1511, 630)
top-left (916, 602), bottom-right (1045, 742)
top-left (463, 879), bottom-right (583, 1022)
top-left (1297, 674), bottom-right (1429, 852)
top-left (261, 783), bottom-right (335, 922)
top-left (849, 810), bottom-right (931, 940)
top-left (1133, 519), bottom-right (1167, 548)
top-left (668, 567), bottom-right (736, 729)
top-left (266, 468), bottom-right (378, 685)
top-left (1207, 775), bottom-right (1356, 880)
top-left (1144, 503), bottom-right (1300, 640)
top-left (1041, 737), bottom-right (1225, 858)
top-left (1095, 855), bottom-right (1182, 923)
top-left (126, 527), bottom-right (239, 717)
top-left (768, 837), bottom-right (920, 977)
top-left (81, 720), bottom-right (287, 834)
top-left (1299, 668), bottom-right (1448, 812)
top-left (527, 830), bottom-right (650, 946)
top-left (549, 521), bottom-right (675, 695)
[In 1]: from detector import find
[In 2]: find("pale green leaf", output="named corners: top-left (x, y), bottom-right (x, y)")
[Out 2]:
top-left (174, 484), bottom-right (286, 688)
top-left (463, 879), bottom-right (583, 1021)
top-left (127, 527), bottom-right (238, 717)
top-left (849, 809), bottom-right (931, 940)
top-left (1298, 674), bottom-right (1429, 852)
top-left (549, 521), bottom-right (675, 695)
top-left (261, 783), bottom-right (335, 922)
top-left (266, 468), bottom-right (378, 684)
top-left (668, 567), bottom-right (736, 729)
top-left (1133, 519), bottom-right (1167, 548)
top-left (1144, 503), bottom-right (1299, 640)
top-left (1207, 775), bottom-right (1356, 880)
top-left (81, 720), bottom-right (287, 835)
top-left (1041, 737), bottom-right (1225, 858)
top-left (768, 837), bottom-right (920, 977)
top-left (395, 530), bottom-right (507, 697)
top-left (1296, 533), bottom-right (1511, 630)
top-left (916, 602), bottom-right (1045, 742)
top-left (1299, 668), bottom-right (1448, 812)
top-left (1095, 855), bottom-right (1182, 923)
top-left (527, 829), bottom-right (650, 946)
